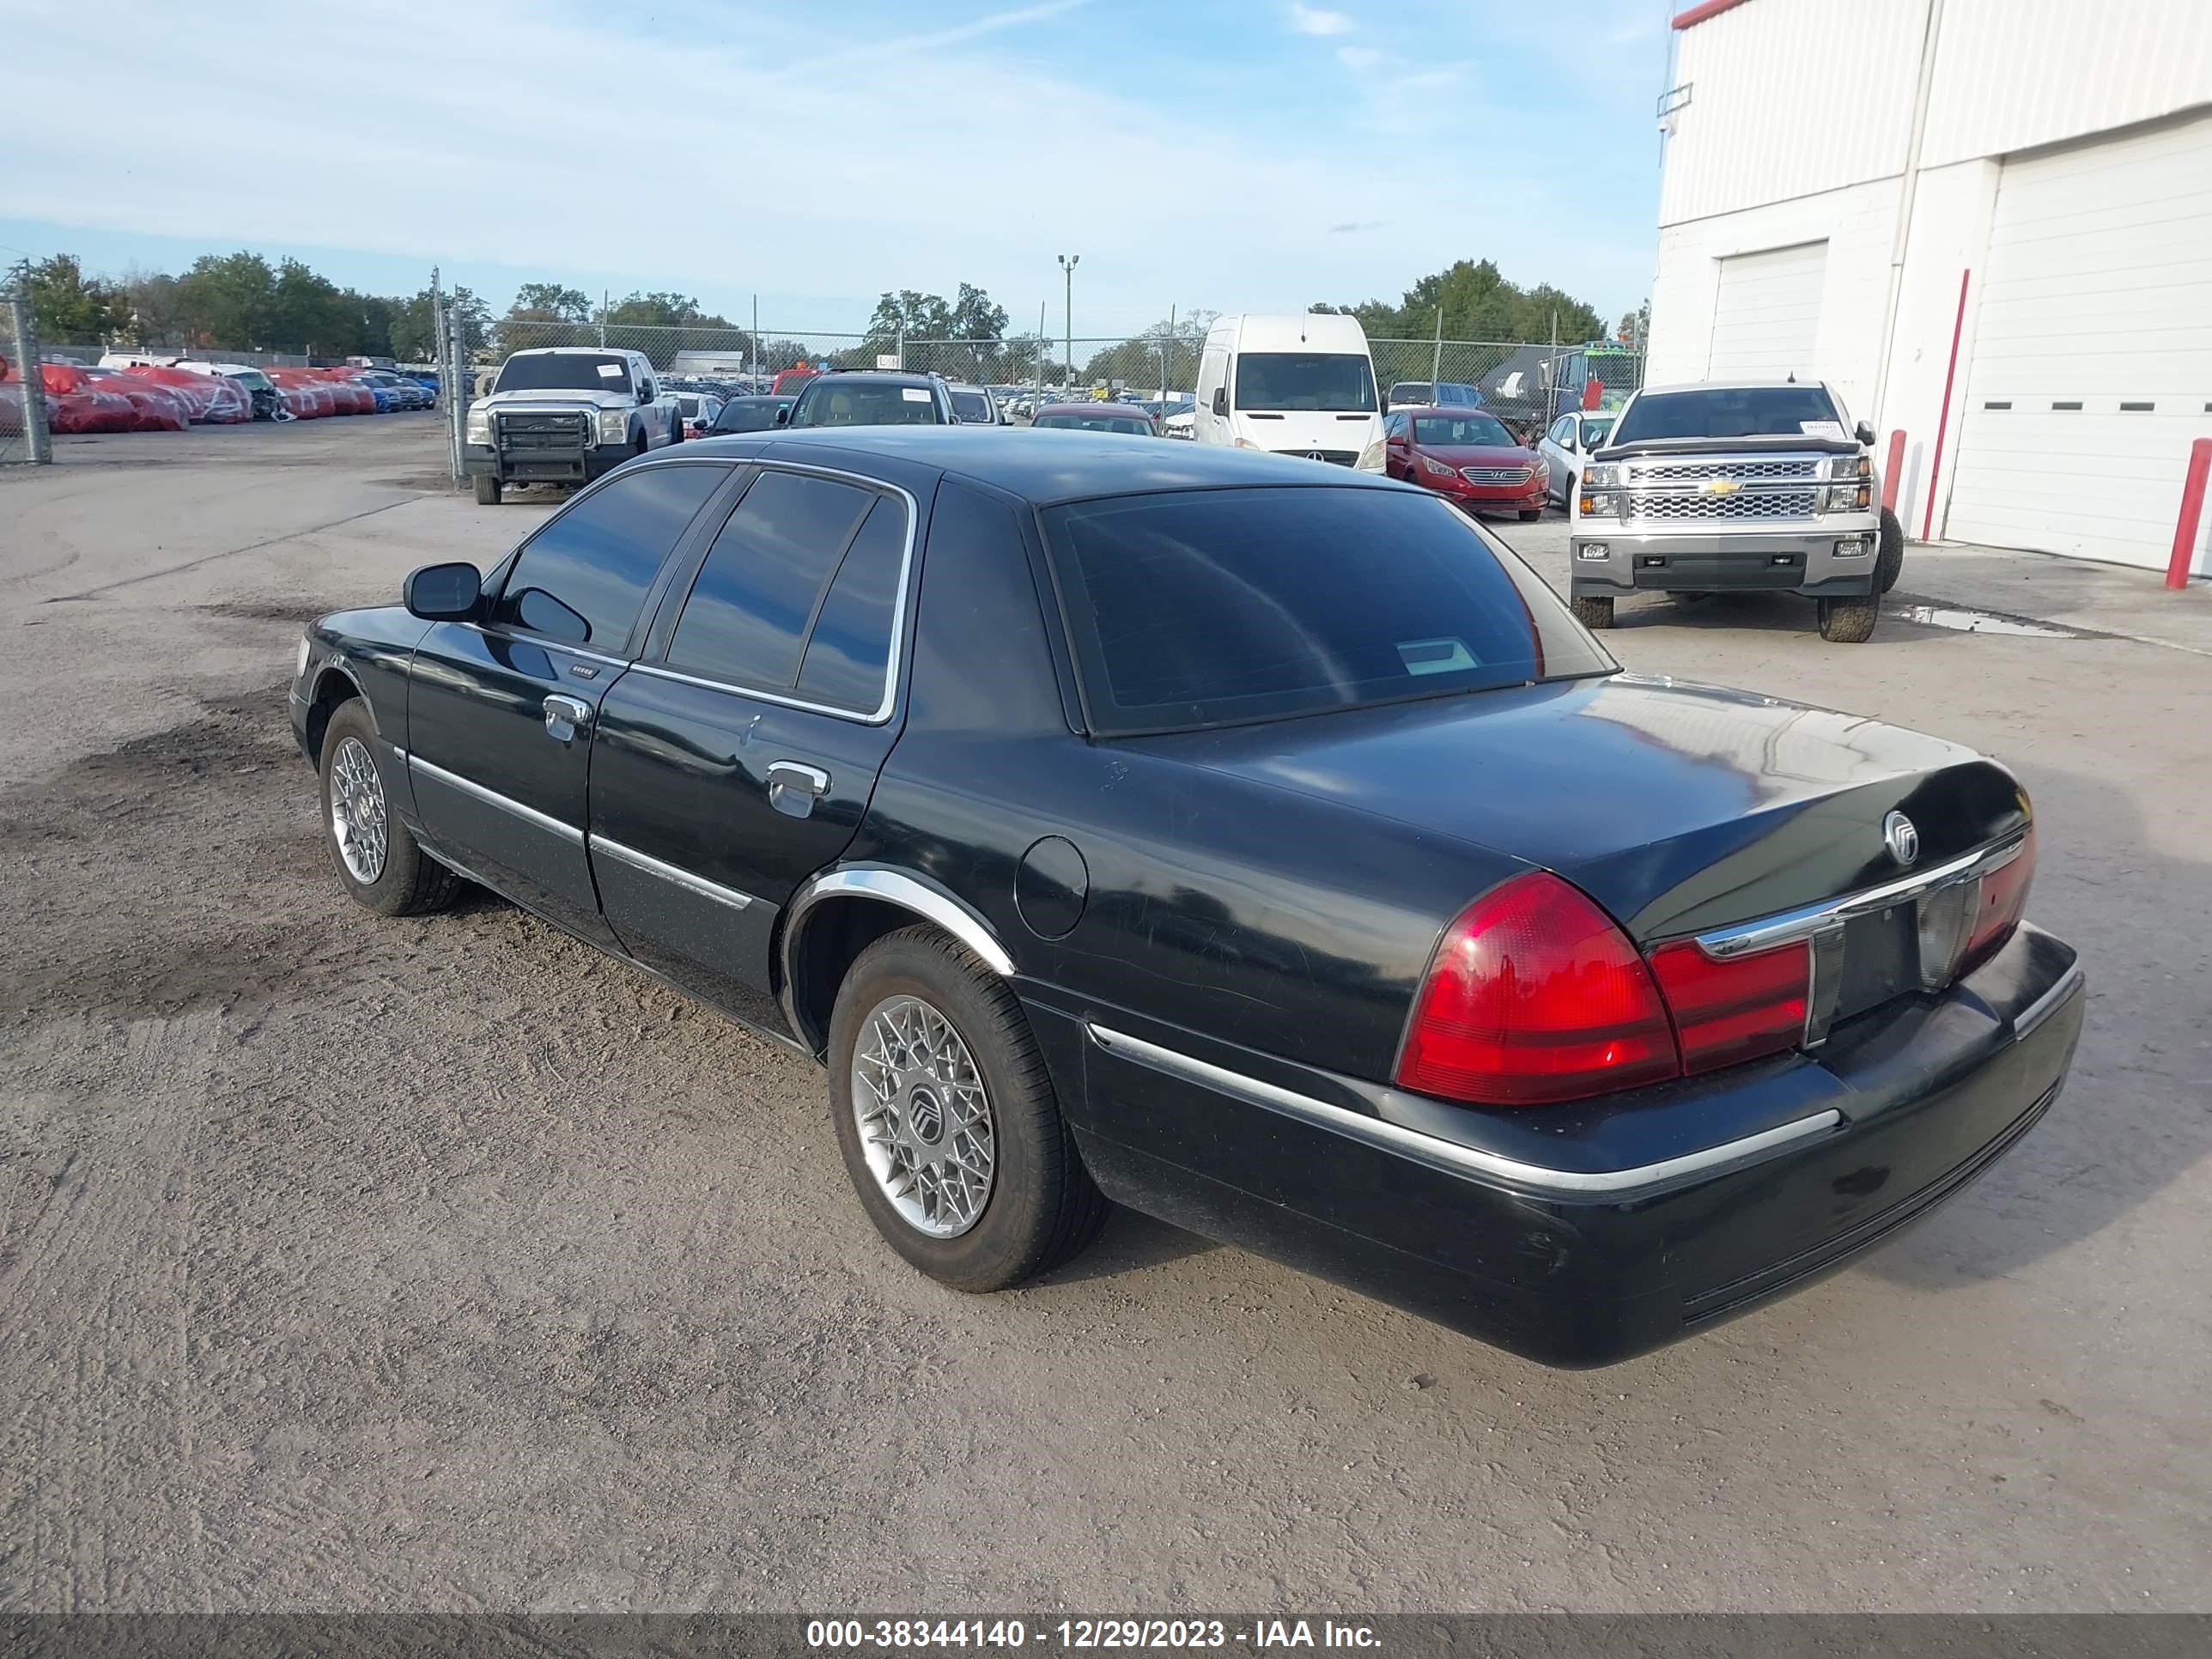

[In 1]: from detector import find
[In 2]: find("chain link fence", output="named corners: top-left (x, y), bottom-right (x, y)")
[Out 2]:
top-left (3, 289), bottom-right (53, 465)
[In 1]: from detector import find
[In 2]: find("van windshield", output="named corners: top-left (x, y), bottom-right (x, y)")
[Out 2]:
top-left (1235, 352), bottom-right (1376, 413)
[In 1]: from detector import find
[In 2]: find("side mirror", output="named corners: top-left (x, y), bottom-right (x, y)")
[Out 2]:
top-left (638, 387), bottom-right (653, 406)
top-left (1211, 386), bottom-right (1228, 416)
top-left (1855, 420), bottom-right (1875, 446)
top-left (775, 405), bottom-right (792, 426)
top-left (404, 562), bottom-right (482, 622)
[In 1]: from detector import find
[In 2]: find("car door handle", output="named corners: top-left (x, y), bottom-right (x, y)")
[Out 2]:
top-left (544, 694), bottom-right (593, 743)
top-left (766, 760), bottom-right (830, 818)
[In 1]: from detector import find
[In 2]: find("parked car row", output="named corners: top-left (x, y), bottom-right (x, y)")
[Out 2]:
top-left (0, 351), bottom-right (442, 434)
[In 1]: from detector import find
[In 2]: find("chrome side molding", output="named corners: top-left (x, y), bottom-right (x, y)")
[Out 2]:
top-left (1085, 1023), bottom-right (1841, 1196)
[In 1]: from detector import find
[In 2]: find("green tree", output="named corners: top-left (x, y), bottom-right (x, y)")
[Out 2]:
top-left (513, 283), bottom-right (591, 324)
top-left (1320, 259), bottom-right (1604, 345)
top-left (390, 283), bottom-right (490, 362)
top-left (173, 252), bottom-right (279, 349)
top-left (26, 254), bottom-right (125, 342)
top-left (119, 266), bottom-right (185, 345)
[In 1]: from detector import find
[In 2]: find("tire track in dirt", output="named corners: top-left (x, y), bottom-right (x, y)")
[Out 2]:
top-left (0, 1013), bottom-right (219, 1610)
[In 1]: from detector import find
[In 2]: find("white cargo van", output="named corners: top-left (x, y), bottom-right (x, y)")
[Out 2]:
top-left (1192, 313), bottom-right (1387, 471)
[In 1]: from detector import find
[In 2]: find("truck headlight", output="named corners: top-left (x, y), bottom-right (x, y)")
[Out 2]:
top-left (1355, 438), bottom-right (1387, 473)
top-left (465, 408), bottom-right (491, 445)
top-left (598, 409), bottom-right (630, 445)
top-left (1581, 463), bottom-right (1623, 489)
top-left (1821, 483), bottom-right (1873, 512)
top-left (1579, 490), bottom-right (1622, 518)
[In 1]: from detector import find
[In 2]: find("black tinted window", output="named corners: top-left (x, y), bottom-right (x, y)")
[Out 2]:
top-left (491, 464), bottom-right (724, 649)
top-left (496, 352), bottom-right (632, 394)
top-left (712, 398), bottom-right (786, 433)
top-left (795, 499), bottom-right (908, 714)
top-left (1041, 487), bottom-right (1613, 734)
top-left (948, 389), bottom-right (995, 422)
top-left (1237, 353), bottom-right (1376, 412)
top-left (1613, 386), bottom-right (1840, 442)
top-left (665, 470), bottom-right (876, 690)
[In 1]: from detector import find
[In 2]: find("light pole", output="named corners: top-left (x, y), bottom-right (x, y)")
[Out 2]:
top-left (1057, 252), bottom-right (1079, 391)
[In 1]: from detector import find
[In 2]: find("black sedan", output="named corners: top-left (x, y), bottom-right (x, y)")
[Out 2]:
top-left (289, 430), bottom-right (2084, 1366)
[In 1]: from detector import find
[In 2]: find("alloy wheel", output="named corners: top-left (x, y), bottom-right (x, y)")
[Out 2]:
top-left (851, 994), bottom-right (996, 1238)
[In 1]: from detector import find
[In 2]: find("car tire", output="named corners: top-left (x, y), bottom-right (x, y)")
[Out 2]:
top-left (633, 431), bottom-right (648, 457)
top-left (472, 474), bottom-right (500, 506)
top-left (1876, 507), bottom-right (1905, 594)
top-left (1818, 596), bottom-right (1879, 643)
top-left (319, 701), bottom-right (464, 917)
top-left (1519, 508), bottom-right (1542, 521)
top-left (1571, 595), bottom-right (1615, 630)
top-left (828, 925), bottom-right (1109, 1292)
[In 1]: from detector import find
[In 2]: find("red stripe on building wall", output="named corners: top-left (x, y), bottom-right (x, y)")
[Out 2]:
top-left (1673, 0), bottom-right (1756, 28)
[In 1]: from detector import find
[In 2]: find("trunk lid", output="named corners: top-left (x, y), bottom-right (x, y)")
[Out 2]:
top-left (1135, 674), bottom-right (2027, 943)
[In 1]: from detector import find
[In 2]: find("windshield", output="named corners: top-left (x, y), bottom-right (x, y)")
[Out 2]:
top-left (949, 389), bottom-right (995, 423)
top-left (1413, 414), bottom-right (1512, 447)
top-left (1577, 416), bottom-right (1614, 447)
top-left (1237, 352), bottom-right (1376, 413)
top-left (1389, 383), bottom-right (1433, 405)
top-left (496, 353), bottom-right (632, 394)
top-left (711, 398), bottom-right (786, 433)
top-left (1040, 486), bottom-right (1613, 735)
top-left (226, 369), bottom-right (274, 392)
top-left (1035, 414), bottom-right (1153, 434)
top-left (791, 380), bottom-right (943, 427)
top-left (1612, 386), bottom-right (1842, 443)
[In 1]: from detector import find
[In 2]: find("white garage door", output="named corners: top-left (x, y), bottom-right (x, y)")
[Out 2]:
top-left (1705, 242), bottom-right (1827, 379)
top-left (1945, 113), bottom-right (2212, 568)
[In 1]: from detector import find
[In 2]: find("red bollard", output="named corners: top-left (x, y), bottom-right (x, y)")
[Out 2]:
top-left (1882, 429), bottom-right (1906, 514)
top-left (2170, 437), bottom-right (2212, 591)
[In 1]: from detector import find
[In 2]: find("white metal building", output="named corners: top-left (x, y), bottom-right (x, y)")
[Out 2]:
top-left (1645, 0), bottom-right (2212, 574)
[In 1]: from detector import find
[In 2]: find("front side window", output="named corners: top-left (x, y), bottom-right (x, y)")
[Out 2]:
top-left (1237, 353), bottom-right (1376, 412)
top-left (1413, 414), bottom-right (1513, 447)
top-left (490, 464), bottom-right (727, 649)
top-left (1612, 386), bottom-right (1840, 443)
top-left (495, 353), bottom-right (633, 395)
top-left (1040, 486), bottom-right (1613, 735)
top-left (665, 470), bottom-right (884, 696)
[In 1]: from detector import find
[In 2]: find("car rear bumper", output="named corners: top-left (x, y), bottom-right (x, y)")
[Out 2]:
top-left (1571, 528), bottom-right (1876, 598)
top-left (1040, 922), bottom-right (2082, 1367)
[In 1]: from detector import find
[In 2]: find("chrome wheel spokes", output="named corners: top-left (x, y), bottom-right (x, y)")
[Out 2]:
top-left (329, 735), bottom-right (388, 884)
top-left (851, 994), bottom-right (995, 1238)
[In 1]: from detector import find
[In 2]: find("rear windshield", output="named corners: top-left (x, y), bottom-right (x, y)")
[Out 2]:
top-left (1612, 385), bottom-right (1842, 443)
top-left (1040, 486), bottom-right (1613, 734)
top-left (1237, 352), bottom-right (1376, 412)
top-left (792, 381), bottom-right (943, 427)
top-left (1389, 383), bottom-right (1433, 404)
top-left (497, 353), bottom-right (631, 394)
top-left (948, 389), bottom-right (995, 423)
top-left (712, 398), bottom-right (785, 433)
top-left (1035, 413), bottom-right (1153, 434)
top-left (1413, 414), bottom-right (1512, 447)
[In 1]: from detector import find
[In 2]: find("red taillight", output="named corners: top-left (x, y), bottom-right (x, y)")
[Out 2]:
top-left (1396, 872), bottom-right (1680, 1106)
top-left (1960, 825), bottom-right (2035, 974)
top-left (1647, 938), bottom-right (1810, 1075)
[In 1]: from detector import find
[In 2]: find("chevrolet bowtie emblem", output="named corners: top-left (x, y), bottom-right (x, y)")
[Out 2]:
top-left (1701, 477), bottom-right (1742, 496)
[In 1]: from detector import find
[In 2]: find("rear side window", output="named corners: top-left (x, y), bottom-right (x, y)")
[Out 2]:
top-left (794, 500), bottom-right (908, 714)
top-left (664, 470), bottom-right (895, 701)
top-left (490, 464), bottom-right (726, 650)
top-left (1040, 486), bottom-right (1613, 734)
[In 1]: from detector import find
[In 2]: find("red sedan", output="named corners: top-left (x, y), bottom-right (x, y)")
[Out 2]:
top-left (1383, 406), bottom-right (1550, 520)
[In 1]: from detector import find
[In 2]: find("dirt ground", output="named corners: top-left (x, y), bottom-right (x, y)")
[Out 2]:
top-left (1, 416), bottom-right (2206, 1612)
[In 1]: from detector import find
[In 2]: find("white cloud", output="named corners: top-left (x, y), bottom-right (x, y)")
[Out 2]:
top-left (6, 0), bottom-right (1658, 330)
top-left (1287, 2), bottom-right (1354, 37)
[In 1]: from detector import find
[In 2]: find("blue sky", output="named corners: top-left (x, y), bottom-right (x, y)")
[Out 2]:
top-left (2, 0), bottom-right (1677, 339)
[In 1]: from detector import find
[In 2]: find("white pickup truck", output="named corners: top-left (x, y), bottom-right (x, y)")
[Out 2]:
top-left (462, 346), bottom-right (684, 504)
top-left (1569, 379), bottom-right (1905, 643)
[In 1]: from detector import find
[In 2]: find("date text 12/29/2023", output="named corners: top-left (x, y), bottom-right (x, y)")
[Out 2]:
top-left (805, 1620), bottom-right (1382, 1650)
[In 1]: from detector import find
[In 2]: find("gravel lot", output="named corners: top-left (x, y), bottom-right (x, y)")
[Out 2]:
top-left (2, 417), bottom-right (2207, 1613)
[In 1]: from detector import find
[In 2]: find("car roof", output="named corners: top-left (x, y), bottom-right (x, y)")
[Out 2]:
top-left (677, 426), bottom-right (1403, 505)
top-left (1636, 378), bottom-right (1827, 393)
top-left (1399, 404), bottom-right (1499, 416)
top-left (1033, 402), bottom-right (1152, 417)
top-left (799, 370), bottom-right (938, 387)
top-left (504, 345), bottom-right (635, 356)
